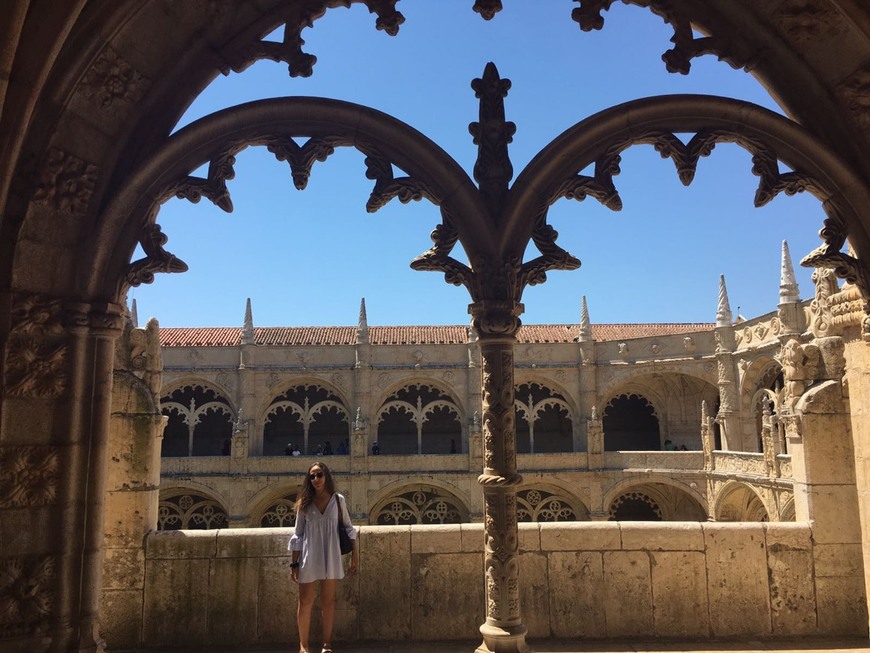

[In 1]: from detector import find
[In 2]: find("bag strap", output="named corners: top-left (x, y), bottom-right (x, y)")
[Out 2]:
top-left (336, 493), bottom-right (345, 528)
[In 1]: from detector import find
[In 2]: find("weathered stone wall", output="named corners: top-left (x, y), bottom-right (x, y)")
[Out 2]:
top-left (102, 521), bottom-right (867, 650)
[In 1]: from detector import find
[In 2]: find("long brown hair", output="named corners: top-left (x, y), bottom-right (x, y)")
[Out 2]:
top-left (294, 461), bottom-right (336, 514)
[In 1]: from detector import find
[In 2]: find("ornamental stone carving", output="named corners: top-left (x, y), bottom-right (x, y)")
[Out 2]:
top-left (31, 147), bottom-right (97, 216)
top-left (839, 63), bottom-right (870, 129)
top-left (809, 267), bottom-right (840, 337)
top-left (772, 0), bottom-right (845, 42)
top-left (3, 294), bottom-right (67, 398)
top-left (0, 446), bottom-right (59, 508)
top-left (778, 338), bottom-right (821, 409)
top-left (0, 555), bottom-right (56, 638)
top-left (77, 46), bottom-right (151, 111)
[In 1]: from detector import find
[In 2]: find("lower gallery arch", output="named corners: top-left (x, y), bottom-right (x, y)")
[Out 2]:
top-left (606, 480), bottom-right (708, 521)
top-left (516, 485), bottom-right (589, 521)
top-left (157, 486), bottom-right (230, 530)
top-left (714, 481), bottom-right (771, 522)
top-left (603, 393), bottom-right (661, 451)
top-left (369, 483), bottom-right (470, 524)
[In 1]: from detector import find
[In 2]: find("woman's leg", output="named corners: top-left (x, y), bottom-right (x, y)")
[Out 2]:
top-left (319, 579), bottom-right (338, 651)
top-left (297, 581), bottom-right (317, 653)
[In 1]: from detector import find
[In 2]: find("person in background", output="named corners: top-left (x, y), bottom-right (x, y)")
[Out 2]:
top-left (289, 462), bottom-right (358, 653)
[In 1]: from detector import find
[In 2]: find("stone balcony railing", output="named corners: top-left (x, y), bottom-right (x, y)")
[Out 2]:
top-left (160, 449), bottom-right (780, 477)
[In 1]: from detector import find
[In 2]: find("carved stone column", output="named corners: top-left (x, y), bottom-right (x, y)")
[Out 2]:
top-left (64, 302), bottom-right (125, 653)
top-left (470, 300), bottom-right (529, 653)
top-left (102, 314), bottom-right (165, 649)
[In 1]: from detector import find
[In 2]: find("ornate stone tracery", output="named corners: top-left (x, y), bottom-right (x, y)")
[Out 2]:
top-left (157, 492), bottom-right (229, 530)
top-left (373, 486), bottom-right (467, 525)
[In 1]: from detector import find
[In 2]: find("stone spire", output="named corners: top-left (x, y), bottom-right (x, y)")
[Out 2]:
top-left (779, 240), bottom-right (800, 304)
top-left (357, 297), bottom-right (369, 343)
top-left (130, 298), bottom-right (139, 329)
top-left (716, 275), bottom-right (732, 327)
top-left (242, 297), bottom-right (254, 345)
top-left (578, 295), bottom-right (592, 342)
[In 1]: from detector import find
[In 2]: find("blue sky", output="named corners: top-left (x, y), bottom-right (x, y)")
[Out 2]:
top-left (131, 2), bottom-right (826, 328)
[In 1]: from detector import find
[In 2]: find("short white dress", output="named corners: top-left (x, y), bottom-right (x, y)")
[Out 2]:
top-left (289, 493), bottom-right (357, 584)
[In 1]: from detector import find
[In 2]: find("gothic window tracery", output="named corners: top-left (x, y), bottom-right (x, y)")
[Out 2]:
top-left (602, 393), bottom-right (660, 451)
top-left (264, 384), bottom-right (349, 456)
top-left (160, 383), bottom-right (234, 456)
top-left (376, 383), bottom-right (462, 455)
top-left (372, 486), bottom-right (467, 524)
top-left (516, 488), bottom-right (588, 521)
top-left (515, 382), bottom-right (574, 453)
top-left (258, 494), bottom-right (299, 527)
top-left (158, 491), bottom-right (229, 530)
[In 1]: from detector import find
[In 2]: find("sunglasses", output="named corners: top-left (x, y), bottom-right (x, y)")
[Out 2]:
top-left (309, 471), bottom-right (324, 480)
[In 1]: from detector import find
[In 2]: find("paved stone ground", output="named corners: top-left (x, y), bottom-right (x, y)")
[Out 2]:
top-left (114, 638), bottom-right (870, 653)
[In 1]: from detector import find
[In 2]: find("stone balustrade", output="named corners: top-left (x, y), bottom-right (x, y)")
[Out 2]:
top-left (101, 521), bottom-right (866, 650)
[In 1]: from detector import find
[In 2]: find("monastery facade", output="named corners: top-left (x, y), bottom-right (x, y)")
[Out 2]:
top-left (155, 244), bottom-right (827, 530)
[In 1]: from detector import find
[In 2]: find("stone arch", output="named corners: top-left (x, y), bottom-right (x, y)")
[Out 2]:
top-left (504, 95), bottom-right (870, 290)
top-left (160, 380), bottom-right (235, 457)
top-left (601, 372), bottom-right (719, 450)
top-left (369, 482), bottom-right (470, 525)
top-left (604, 477), bottom-right (708, 521)
top-left (516, 485), bottom-right (590, 522)
top-left (713, 481), bottom-right (771, 522)
top-left (375, 381), bottom-right (464, 455)
top-left (779, 495), bottom-right (796, 523)
top-left (157, 485), bottom-right (230, 530)
top-left (247, 485), bottom-right (302, 529)
top-left (514, 380), bottom-right (576, 454)
top-left (602, 393), bottom-right (661, 451)
top-left (741, 356), bottom-right (785, 450)
top-left (262, 382), bottom-right (351, 456)
top-left (3, 5), bottom-right (870, 652)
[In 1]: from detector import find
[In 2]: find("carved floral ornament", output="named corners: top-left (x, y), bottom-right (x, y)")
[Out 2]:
top-left (77, 45), bottom-right (151, 111)
top-left (0, 556), bottom-right (56, 637)
top-left (0, 447), bottom-right (59, 509)
top-left (4, 295), bottom-right (125, 398)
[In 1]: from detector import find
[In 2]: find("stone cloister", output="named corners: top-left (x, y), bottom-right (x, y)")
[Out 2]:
top-left (2, 2), bottom-right (870, 652)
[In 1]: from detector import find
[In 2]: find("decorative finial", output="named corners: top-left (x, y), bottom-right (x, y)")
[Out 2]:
top-left (469, 62), bottom-right (516, 215)
top-left (357, 297), bottom-right (369, 343)
top-left (473, 0), bottom-right (503, 20)
top-left (242, 297), bottom-right (254, 345)
top-left (578, 295), bottom-right (592, 342)
top-left (779, 240), bottom-right (800, 304)
top-left (716, 275), bottom-right (732, 327)
top-left (130, 298), bottom-right (139, 329)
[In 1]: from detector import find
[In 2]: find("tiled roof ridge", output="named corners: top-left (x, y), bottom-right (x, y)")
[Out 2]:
top-left (159, 322), bottom-right (715, 347)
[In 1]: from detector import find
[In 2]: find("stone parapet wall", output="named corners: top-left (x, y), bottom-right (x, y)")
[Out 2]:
top-left (102, 521), bottom-right (867, 650)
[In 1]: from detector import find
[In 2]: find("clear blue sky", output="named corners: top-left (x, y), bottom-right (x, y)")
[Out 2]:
top-left (131, 2), bottom-right (826, 328)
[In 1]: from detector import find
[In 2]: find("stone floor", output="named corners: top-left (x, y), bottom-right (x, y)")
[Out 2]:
top-left (115, 639), bottom-right (870, 653)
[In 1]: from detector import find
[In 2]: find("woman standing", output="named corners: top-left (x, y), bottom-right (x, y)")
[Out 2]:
top-left (289, 462), bottom-right (358, 653)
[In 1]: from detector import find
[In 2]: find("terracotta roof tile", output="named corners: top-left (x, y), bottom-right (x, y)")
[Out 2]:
top-left (160, 322), bottom-right (714, 348)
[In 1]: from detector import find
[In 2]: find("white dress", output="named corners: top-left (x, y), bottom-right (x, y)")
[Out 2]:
top-left (289, 493), bottom-right (357, 583)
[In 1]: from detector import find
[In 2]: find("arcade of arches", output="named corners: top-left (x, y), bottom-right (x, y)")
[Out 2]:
top-left (2, 2), bottom-right (870, 653)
